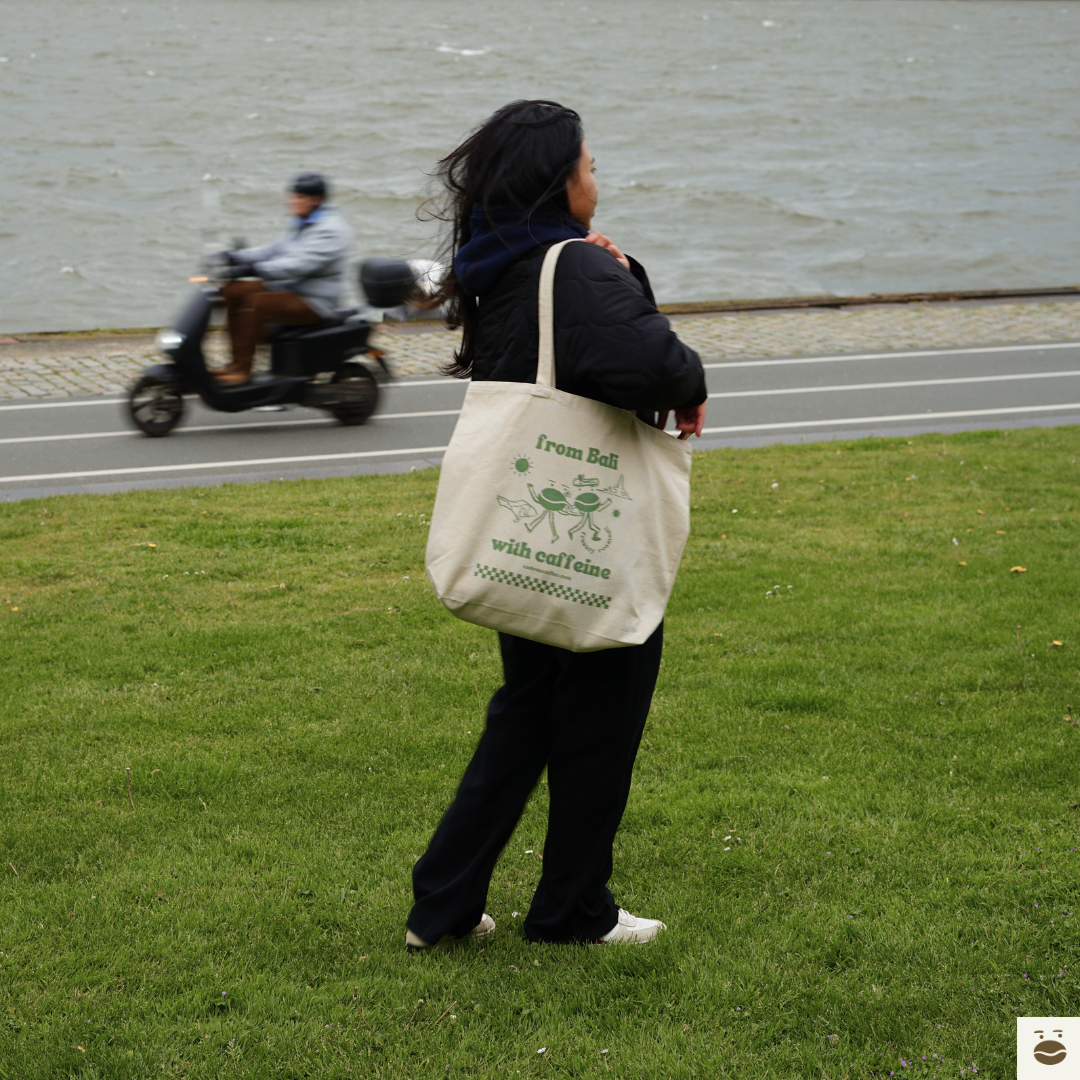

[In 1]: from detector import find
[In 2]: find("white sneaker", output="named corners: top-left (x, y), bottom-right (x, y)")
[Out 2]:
top-left (596, 908), bottom-right (667, 944)
top-left (405, 913), bottom-right (496, 952)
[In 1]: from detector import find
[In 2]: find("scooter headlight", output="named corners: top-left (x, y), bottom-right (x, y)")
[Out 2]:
top-left (156, 330), bottom-right (185, 353)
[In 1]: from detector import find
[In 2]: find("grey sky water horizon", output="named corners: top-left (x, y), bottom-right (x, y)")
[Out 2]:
top-left (1, 0), bottom-right (1078, 333)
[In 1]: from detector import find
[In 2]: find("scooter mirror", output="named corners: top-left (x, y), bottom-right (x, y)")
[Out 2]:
top-left (359, 257), bottom-right (417, 309)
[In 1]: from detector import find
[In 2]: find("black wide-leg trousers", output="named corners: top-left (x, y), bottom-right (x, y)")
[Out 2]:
top-left (408, 623), bottom-right (664, 945)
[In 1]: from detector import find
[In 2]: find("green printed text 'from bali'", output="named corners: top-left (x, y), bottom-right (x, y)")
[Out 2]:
top-left (534, 433), bottom-right (620, 470)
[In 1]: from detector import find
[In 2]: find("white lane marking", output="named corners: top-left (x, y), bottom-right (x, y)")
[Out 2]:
top-left (14, 366), bottom-right (1075, 441)
top-left (706, 369), bottom-right (1080, 399)
top-left (377, 408), bottom-right (460, 420)
top-left (700, 402), bottom-right (1080, 436)
top-left (0, 419), bottom-right (333, 445)
top-left (0, 409), bottom-right (462, 446)
top-left (0, 446), bottom-right (451, 484)
top-left (388, 378), bottom-right (463, 388)
top-left (4, 340), bottom-right (1078, 412)
top-left (0, 378), bottom-right (465, 412)
top-left (0, 398), bottom-right (127, 412)
top-left (702, 340), bottom-right (1080, 370)
top-left (5, 405), bottom-right (1079, 482)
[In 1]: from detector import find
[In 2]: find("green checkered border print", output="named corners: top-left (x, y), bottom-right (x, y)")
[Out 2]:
top-left (474, 563), bottom-right (611, 609)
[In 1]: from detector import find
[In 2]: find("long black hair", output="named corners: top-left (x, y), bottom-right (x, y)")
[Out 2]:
top-left (423, 100), bottom-right (584, 378)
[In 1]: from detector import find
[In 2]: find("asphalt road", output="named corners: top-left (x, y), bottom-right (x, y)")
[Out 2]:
top-left (2, 339), bottom-right (1079, 501)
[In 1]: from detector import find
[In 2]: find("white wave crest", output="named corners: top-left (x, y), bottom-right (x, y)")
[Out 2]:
top-left (436, 44), bottom-right (489, 56)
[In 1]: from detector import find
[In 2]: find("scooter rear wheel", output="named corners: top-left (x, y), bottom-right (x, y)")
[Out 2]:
top-left (129, 374), bottom-right (185, 436)
top-left (329, 362), bottom-right (378, 426)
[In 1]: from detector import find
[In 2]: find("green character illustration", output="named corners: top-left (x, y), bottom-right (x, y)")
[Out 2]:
top-left (496, 495), bottom-right (536, 523)
top-left (496, 467), bottom-right (631, 551)
top-left (568, 491), bottom-right (613, 544)
top-left (524, 483), bottom-right (575, 541)
top-left (598, 475), bottom-right (631, 500)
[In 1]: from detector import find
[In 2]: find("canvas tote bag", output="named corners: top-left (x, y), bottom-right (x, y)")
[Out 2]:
top-left (425, 239), bottom-right (693, 652)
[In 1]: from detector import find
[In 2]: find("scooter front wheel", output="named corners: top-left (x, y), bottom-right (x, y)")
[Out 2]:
top-left (329, 362), bottom-right (378, 426)
top-left (129, 374), bottom-right (185, 436)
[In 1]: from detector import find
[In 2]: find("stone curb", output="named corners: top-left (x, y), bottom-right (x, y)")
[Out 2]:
top-left (2, 301), bottom-right (1079, 401)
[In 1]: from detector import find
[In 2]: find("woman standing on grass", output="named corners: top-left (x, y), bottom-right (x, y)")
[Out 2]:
top-left (406, 100), bottom-right (707, 950)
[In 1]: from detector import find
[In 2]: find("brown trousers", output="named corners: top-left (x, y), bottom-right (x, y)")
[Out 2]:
top-left (222, 281), bottom-right (321, 374)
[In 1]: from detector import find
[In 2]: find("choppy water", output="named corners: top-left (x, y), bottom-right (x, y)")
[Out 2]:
top-left (1, 0), bottom-right (1078, 332)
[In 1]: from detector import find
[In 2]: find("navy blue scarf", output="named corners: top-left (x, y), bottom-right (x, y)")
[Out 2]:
top-left (454, 205), bottom-right (586, 296)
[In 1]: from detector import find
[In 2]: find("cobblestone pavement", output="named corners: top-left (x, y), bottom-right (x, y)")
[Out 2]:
top-left (2, 300), bottom-right (1079, 401)
top-left (672, 300), bottom-right (1080, 360)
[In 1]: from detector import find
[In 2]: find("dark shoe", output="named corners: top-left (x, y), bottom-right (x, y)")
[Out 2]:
top-left (214, 369), bottom-right (252, 385)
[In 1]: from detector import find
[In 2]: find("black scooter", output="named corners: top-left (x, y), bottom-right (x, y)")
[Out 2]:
top-left (127, 257), bottom-right (416, 437)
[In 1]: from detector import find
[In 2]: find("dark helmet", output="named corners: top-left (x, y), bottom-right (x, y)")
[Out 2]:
top-left (291, 172), bottom-right (328, 199)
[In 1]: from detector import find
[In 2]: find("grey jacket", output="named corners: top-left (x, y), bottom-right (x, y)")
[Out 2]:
top-left (238, 205), bottom-right (353, 317)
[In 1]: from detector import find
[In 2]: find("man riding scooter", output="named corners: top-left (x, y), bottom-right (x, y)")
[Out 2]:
top-left (216, 172), bottom-right (353, 385)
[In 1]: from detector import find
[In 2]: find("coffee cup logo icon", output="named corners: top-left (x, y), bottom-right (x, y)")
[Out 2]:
top-left (1033, 1030), bottom-right (1067, 1066)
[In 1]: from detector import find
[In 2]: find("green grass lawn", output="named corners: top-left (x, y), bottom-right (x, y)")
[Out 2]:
top-left (1, 426), bottom-right (1078, 1079)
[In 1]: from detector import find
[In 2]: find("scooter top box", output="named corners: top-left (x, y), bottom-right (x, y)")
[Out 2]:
top-left (360, 257), bottom-right (418, 309)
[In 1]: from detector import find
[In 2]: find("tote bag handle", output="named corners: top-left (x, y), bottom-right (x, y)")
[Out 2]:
top-left (535, 239), bottom-right (582, 390)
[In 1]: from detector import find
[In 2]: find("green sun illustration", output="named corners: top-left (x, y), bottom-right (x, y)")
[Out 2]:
top-left (511, 454), bottom-right (533, 475)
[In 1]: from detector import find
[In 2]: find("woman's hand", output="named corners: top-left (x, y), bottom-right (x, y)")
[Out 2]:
top-left (583, 230), bottom-right (631, 271)
top-left (657, 402), bottom-right (707, 440)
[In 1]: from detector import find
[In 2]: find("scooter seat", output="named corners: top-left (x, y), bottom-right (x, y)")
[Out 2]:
top-left (272, 314), bottom-right (345, 342)
top-left (269, 315), bottom-right (374, 378)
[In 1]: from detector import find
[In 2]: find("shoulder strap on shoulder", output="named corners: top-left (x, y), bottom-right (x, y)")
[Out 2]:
top-left (536, 239), bottom-right (584, 388)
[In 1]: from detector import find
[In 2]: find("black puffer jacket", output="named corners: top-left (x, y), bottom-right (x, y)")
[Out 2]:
top-left (468, 241), bottom-right (706, 417)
